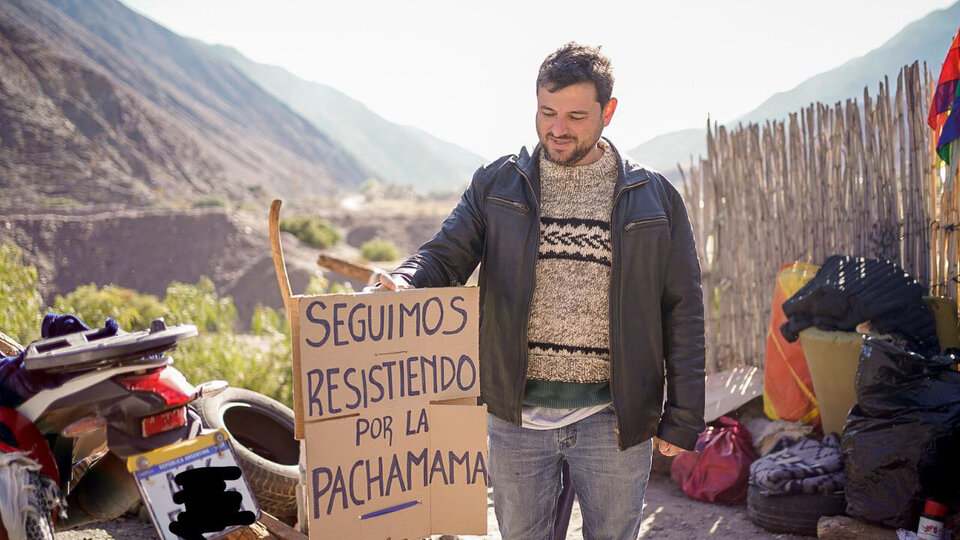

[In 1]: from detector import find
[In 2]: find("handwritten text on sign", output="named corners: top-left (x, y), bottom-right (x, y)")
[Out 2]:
top-left (311, 405), bottom-right (488, 518)
top-left (298, 288), bottom-right (486, 539)
top-left (298, 290), bottom-right (480, 422)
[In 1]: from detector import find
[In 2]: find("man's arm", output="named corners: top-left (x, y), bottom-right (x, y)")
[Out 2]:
top-left (657, 181), bottom-right (706, 451)
top-left (388, 168), bottom-right (486, 289)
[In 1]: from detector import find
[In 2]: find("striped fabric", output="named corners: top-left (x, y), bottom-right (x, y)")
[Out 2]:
top-left (525, 144), bottom-right (618, 385)
top-left (929, 28), bottom-right (960, 164)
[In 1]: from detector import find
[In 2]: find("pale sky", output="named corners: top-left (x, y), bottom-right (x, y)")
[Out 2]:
top-left (121, 0), bottom-right (956, 160)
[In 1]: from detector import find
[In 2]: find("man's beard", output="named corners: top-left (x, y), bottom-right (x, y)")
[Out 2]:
top-left (542, 137), bottom-right (596, 166)
top-left (539, 123), bottom-right (603, 166)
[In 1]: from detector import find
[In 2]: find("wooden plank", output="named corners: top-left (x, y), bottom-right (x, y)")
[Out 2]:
top-left (704, 366), bottom-right (763, 422)
top-left (259, 512), bottom-right (309, 540)
top-left (817, 516), bottom-right (898, 540)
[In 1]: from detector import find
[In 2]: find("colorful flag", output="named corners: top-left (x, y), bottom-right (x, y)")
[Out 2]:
top-left (929, 28), bottom-right (960, 165)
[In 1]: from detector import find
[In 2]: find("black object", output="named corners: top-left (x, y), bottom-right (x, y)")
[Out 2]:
top-left (780, 255), bottom-right (938, 357)
top-left (842, 337), bottom-right (960, 529)
top-left (747, 484), bottom-right (846, 536)
top-left (168, 466), bottom-right (256, 540)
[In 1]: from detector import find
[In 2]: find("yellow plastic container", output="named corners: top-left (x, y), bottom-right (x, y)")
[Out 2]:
top-left (799, 296), bottom-right (959, 435)
top-left (798, 329), bottom-right (865, 436)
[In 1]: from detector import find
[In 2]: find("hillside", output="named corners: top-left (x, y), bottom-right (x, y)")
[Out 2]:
top-left (208, 45), bottom-right (485, 192)
top-left (0, 0), bottom-right (371, 205)
top-left (628, 1), bottom-right (960, 175)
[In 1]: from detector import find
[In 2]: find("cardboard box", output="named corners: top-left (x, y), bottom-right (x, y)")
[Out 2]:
top-left (293, 287), bottom-right (487, 540)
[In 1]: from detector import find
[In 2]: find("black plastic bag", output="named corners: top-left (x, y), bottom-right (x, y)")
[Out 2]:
top-left (842, 337), bottom-right (960, 529)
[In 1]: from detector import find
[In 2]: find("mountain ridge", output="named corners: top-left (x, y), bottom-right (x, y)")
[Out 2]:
top-left (1, 0), bottom-right (377, 204)
top-left (628, 1), bottom-right (960, 175)
top-left (207, 44), bottom-right (485, 192)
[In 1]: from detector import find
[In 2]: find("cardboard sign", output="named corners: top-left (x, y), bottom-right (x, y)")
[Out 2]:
top-left (295, 287), bottom-right (487, 540)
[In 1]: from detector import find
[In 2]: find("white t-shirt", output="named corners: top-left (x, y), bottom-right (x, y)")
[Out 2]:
top-left (520, 404), bottom-right (611, 430)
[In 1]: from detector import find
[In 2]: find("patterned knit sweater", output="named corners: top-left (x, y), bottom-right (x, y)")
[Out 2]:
top-left (524, 143), bottom-right (618, 409)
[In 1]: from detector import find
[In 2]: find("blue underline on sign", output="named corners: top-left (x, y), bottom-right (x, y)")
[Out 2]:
top-left (359, 500), bottom-right (421, 520)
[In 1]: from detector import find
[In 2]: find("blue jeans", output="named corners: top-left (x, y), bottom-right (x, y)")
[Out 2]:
top-left (488, 407), bottom-right (653, 540)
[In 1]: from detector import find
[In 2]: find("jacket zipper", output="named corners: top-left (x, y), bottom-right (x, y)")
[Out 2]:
top-left (514, 165), bottom-right (540, 425)
top-left (486, 195), bottom-right (530, 213)
top-left (624, 215), bottom-right (667, 231)
top-left (609, 177), bottom-right (651, 449)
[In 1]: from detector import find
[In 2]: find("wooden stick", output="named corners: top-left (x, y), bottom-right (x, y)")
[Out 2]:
top-left (316, 253), bottom-right (384, 285)
top-left (269, 200), bottom-right (293, 314)
top-left (268, 199), bottom-right (305, 440)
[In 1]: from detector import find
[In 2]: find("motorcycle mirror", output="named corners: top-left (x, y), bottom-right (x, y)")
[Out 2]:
top-left (62, 414), bottom-right (107, 438)
top-left (195, 380), bottom-right (229, 400)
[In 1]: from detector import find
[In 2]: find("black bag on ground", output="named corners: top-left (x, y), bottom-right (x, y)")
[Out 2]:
top-left (842, 337), bottom-right (960, 529)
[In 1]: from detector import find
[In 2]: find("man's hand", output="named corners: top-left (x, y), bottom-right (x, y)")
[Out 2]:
top-left (654, 437), bottom-right (683, 457)
top-left (362, 272), bottom-right (413, 293)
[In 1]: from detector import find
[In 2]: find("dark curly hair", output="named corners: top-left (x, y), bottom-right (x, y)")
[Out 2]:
top-left (536, 42), bottom-right (614, 106)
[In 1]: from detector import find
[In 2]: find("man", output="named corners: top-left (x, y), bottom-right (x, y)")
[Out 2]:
top-left (372, 42), bottom-right (705, 539)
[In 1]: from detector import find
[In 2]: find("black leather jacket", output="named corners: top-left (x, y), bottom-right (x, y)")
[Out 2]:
top-left (391, 139), bottom-right (705, 450)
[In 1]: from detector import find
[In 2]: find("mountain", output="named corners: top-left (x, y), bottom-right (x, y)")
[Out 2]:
top-left (207, 45), bottom-right (485, 192)
top-left (0, 0), bottom-right (371, 205)
top-left (628, 1), bottom-right (960, 175)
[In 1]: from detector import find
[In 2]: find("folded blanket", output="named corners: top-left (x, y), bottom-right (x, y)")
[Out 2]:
top-left (750, 433), bottom-right (844, 495)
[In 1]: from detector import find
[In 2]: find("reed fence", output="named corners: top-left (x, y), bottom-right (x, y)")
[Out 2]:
top-left (680, 62), bottom-right (960, 373)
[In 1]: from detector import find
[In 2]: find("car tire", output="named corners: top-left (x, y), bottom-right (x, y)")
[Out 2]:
top-left (195, 388), bottom-right (299, 524)
top-left (747, 484), bottom-right (846, 536)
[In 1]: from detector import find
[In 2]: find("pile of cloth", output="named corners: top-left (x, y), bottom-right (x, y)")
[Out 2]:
top-left (749, 433), bottom-right (844, 496)
top-left (0, 452), bottom-right (63, 540)
top-left (780, 255), bottom-right (939, 357)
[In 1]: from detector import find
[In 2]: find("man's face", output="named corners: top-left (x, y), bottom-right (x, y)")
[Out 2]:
top-left (536, 81), bottom-right (615, 166)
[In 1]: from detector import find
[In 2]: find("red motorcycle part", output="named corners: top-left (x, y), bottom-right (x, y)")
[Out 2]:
top-left (114, 367), bottom-right (193, 406)
top-left (0, 406), bottom-right (59, 486)
top-left (141, 406), bottom-right (188, 438)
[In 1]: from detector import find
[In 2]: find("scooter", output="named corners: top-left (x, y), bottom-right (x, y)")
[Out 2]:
top-left (0, 316), bottom-right (229, 539)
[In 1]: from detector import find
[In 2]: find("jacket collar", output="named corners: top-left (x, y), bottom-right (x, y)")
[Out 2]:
top-left (515, 137), bottom-right (653, 188)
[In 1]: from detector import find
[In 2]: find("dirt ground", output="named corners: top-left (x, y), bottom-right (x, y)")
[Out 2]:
top-left (54, 472), bottom-right (807, 540)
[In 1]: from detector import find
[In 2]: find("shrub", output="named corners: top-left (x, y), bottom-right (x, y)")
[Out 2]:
top-left (279, 216), bottom-right (339, 249)
top-left (250, 304), bottom-right (288, 336)
top-left (173, 332), bottom-right (292, 407)
top-left (52, 284), bottom-right (166, 332)
top-left (192, 196), bottom-right (228, 208)
top-left (0, 243), bottom-right (44, 343)
top-left (44, 197), bottom-right (81, 207)
top-left (361, 238), bottom-right (400, 262)
top-left (304, 275), bottom-right (354, 296)
top-left (163, 277), bottom-right (236, 332)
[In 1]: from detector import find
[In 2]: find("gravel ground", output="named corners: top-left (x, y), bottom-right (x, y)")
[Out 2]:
top-left (55, 472), bottom-right (808, 540)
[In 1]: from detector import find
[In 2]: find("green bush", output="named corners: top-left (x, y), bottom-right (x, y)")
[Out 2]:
top-left (250, 304), bottom-right (287, 336)
top-left (2, 248), bottom-right (294, 406)
top-left (304, 275), bottom-right (354, 296)
top-left (361, 238), bottom-right (400, 262)
top-left (0, 243), bottom-right (44, 343)
top-left (279, 216), bottom-right (340, 249)
top-left (44, 196), bottom-right (81, 207)
top-left (163, 277), bottom-right (236, 332)
top-left (52, 284), bottom-right (166, 331)
top-left (192, 196), bottom-right (228, 209)
top-left (174, 332), bottom-right (292, 407)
